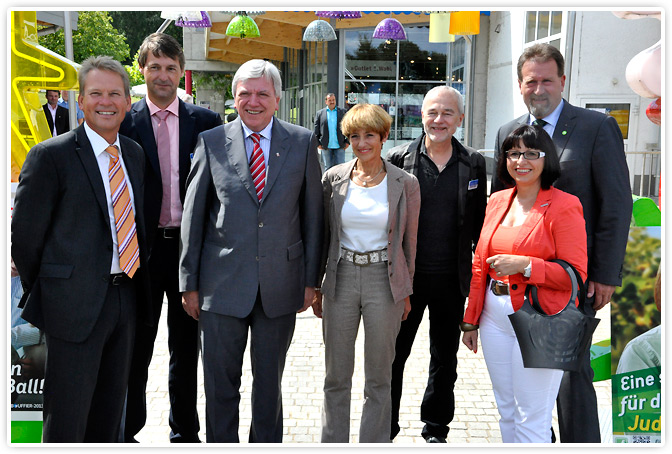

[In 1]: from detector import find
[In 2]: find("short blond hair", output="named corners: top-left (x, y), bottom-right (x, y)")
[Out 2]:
top-left (341, 104), bottom-right (392, 139)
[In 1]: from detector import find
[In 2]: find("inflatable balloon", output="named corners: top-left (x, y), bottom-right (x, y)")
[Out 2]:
top-left (646, 97), bottom-right (661, 126)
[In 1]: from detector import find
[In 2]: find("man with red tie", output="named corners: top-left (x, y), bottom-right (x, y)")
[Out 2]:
top-left (12, 56), bottom-right (152, 442)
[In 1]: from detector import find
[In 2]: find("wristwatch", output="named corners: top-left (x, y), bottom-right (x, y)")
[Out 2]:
top-left (523, 262), bottom-right (532, 278)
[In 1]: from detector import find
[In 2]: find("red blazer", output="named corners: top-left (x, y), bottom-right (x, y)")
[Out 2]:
top-left (463, 187), bottom-right (587, 325)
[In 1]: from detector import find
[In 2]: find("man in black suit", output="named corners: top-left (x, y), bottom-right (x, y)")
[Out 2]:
top-left (43, 89), bottom-right (69, 136)
top-left (12, 56), bottom-right (152, 442)
top-left (314, 93), bottom-right (348, 171)
top-left (118, 33), bottom-right (222, 443)
top-left (386, 86), bottom-right (487, 443)
top-left (492, 43), bottom-right (632, 442)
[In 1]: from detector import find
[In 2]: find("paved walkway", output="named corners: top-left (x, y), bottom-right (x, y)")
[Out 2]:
top-left (135, 301), bottom-right (612, 445)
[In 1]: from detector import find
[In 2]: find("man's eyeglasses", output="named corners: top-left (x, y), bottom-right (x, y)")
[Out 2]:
top-left (506, 150), bottom-right (546, 161)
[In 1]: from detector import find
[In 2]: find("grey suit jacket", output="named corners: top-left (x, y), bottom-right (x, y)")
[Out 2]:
top-left (319, 159), bottom-right (420, 303)
top-left (314, 107), bottom-right (348, 149)
top-left (492, 100), bottom-right (632, 286)
top-left (179, 117), bottom-right (323, 319)
top-left (11, 125), bottom-right (152, 342)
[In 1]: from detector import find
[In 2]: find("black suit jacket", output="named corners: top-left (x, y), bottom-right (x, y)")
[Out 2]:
top-left (11, 125), bottom-right (152, 343)
top-left (43, 103), bottom-right (69, 136)
top-left (386, 134), bottom-right (487, 297)
top-left (492, 100), bottom-right (632, 286)
top-left (119, 98), bottom-right (222, 249)
top-left (313, 106), bottom-right (348, 149)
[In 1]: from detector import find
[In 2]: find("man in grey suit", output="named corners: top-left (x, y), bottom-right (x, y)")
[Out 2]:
top-left (491, 43), bottom-right (632, 443)
top-left (314, 93), bottom-right (348, 171)
top-left (12, 56), bottom-right (152, 442)
top-left (179, 59), bottom-right (323, 443)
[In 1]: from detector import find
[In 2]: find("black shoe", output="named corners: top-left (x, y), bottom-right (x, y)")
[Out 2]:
top-left (425, 436), bottom-right (447, 443)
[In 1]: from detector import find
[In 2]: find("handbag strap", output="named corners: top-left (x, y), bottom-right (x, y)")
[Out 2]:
top-left (525, 259), bottom-right (582, 315)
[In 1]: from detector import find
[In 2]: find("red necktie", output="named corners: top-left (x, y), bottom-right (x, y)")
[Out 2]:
top-left (250, 133), bottom-right (266, 201)
top-left (106, 145), bottom-right (139, 278)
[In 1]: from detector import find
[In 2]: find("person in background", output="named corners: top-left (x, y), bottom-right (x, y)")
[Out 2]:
top-left (118, 32), bottom-right (222, 443)
top-left (314, 103), bottom-right (420, 443)
top-left (314, 93), bottom-right (349, 171)
top-left (43, 89), bottom-right (69, 136)
top-left (58, 90), bottom-right (85, 125)
top-left (462, 124), bottom-right (587, 443)
top-left (386, 85), bottom-right (487, 443)
top-left (491, 43), bottom-right (632, 443)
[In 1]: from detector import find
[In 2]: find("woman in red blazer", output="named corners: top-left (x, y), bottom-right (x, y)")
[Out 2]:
top-left (462, 125), bottom-right (587, 443)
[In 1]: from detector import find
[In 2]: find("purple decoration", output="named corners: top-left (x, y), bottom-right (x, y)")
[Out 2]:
top-left (175, 11), bottom-right (212, 28)
top-left (315, 11), bottom-right (362, 19)
top-left (372, 18), bottom-right (407, 40)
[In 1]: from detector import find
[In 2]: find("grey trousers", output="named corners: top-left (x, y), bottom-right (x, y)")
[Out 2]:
top-left (321, 260), bottom-right (405, 443)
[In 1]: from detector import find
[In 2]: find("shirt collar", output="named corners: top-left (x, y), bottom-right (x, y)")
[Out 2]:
top-left (241, 117), bottom-right (274, 141)
top-left (530, 98), bottom-right (564, 128)
top-left (84, 122), bottom-right (121, 158)
top-left (146, 96), bottom-right (180, 118)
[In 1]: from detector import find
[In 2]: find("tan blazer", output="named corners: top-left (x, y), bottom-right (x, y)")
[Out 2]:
top-left (319, 159), bottom-right (420, 303)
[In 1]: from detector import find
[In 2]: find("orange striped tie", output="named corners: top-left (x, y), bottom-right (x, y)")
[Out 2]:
top-left (106, 145), bottom-right (140, 278)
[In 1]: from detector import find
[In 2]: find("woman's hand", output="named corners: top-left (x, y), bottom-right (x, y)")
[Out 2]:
top-left (401, 296), bottom-right (411, 321)
top-left (486, 254), bottom-right (530, 278)
top-left (312, 290), bottom-right (323, 319)
top-left (462, 330), bottom-right (479, 353)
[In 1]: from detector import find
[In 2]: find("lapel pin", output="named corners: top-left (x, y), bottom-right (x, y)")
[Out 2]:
top-left (562, 130), bottom-right (567, 135)
top-left (276, 153), bottom-right (280, 157)
top-left (540, 203), bottom-right (549, 207)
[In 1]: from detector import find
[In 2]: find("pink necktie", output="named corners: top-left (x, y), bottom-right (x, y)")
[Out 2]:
top-left (106, 145), bottom-right (139, 278)
top-left (155, 110), bottom-right (172, 226)
top-left (249, 133), bottom-right (266, 201)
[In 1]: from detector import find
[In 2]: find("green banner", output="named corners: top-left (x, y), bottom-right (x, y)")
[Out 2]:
top-left (612, 366), bottom-right (662, 443)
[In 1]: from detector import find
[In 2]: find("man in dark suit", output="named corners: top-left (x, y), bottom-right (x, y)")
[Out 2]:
top-left (179, 59), bottom-right (323, 442)
top-left (12, 56), bottom-right (152, 442)
top-left (43, 89), bottom-right (69, 136)
top-left (118, 33), bottom-right (222, 443)
top-left (314, 93), bottom-right (348, 171)
top-left (492, 43), bottom-right (632, 443)
top-left (386, 86), bottom-right (487, 443)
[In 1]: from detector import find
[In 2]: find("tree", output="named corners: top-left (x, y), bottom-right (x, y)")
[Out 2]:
top-left (108, 11), bottom-right (182, 65)
top-left (39, 11), bottom-right (130, 64)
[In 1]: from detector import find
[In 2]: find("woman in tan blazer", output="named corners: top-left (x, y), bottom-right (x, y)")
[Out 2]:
top-left (313, 104), bottom-right (420, 443)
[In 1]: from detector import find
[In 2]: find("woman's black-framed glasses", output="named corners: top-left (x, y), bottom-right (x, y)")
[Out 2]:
top-left (506, 150), bottom-right (546, 161)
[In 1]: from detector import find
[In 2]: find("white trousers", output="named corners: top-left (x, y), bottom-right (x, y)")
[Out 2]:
top-left (479, 286), bottom-right (563, 443)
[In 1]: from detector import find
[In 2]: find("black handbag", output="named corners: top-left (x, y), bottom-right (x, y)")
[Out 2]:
top-left (508, 259), bottom-right (600, 371)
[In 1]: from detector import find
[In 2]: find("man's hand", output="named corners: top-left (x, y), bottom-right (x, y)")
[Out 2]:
top-left (312, 290), bottom-right (323, 318)
top-left (462, 330), bottom-right (479, 353)
top-left (401, 296), bottom-right (411, 321)
top-left (587, 281), bottom-right (615, 311)
top-left (182, 290), bottom-right (200, 321)
top-left (298, 287), bottom-right (316, 313)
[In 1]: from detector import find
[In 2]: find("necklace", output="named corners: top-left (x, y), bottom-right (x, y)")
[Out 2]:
top-left (354, 164), bottom-right (384, 186)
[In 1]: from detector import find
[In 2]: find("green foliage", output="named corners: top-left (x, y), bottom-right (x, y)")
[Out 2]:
top-left (124, 50), bottom-right (145, 87)
top-left (108, 11), bottom-right (182, 65)
top-left (39, 11), bottom-right (130, 64)
top-left (192, 71), bottom-right (233, 99)
top-left (610, 227), bottom-right (661, 373)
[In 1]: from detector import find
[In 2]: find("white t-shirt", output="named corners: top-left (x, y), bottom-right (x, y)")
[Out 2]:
top-left (340, 176), bottom-right (389, 253)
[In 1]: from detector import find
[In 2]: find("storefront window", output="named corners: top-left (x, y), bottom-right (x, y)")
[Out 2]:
top-left (343, 24), bottom-right (463, 148)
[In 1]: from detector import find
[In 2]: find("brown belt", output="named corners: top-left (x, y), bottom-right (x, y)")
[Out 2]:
top-left (489, 278), bottom-right (509, 296)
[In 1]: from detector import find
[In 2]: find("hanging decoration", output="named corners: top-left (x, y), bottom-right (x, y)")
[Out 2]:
top-left (372, 18), bottom-right (407, 40)
top-left (303, 19), bottom-right (337, 42)
top-left (449, 11), bottom-right (480, 35)
top-left (175, 11), bottom-right (212, 28)
top-left (226, 12), bottom-right (261, 39)
top-left (315, 11), bottom-right (362, 19)
top-left (429, 12), bottom-right (455, 42)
